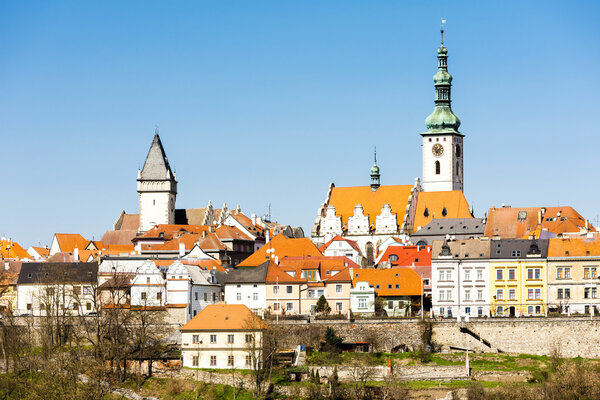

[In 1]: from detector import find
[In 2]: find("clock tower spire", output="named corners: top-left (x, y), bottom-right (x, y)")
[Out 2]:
top-left (421, 21), bottom-right (464, 192)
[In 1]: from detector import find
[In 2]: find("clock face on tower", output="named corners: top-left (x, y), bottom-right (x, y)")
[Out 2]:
top-left (432, 143), bottom-right (444, 157)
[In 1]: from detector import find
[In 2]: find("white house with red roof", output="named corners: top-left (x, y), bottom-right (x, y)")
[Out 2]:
top-left (318, 235), bottom-right (364, 266)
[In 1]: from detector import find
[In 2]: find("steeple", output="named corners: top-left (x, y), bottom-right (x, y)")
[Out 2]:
top-left (423, 21), bottom-right (462, 136)
top-left (137, 130), bottom-right (178, 232)
top-left (140, 131), bottom-right (176, 181)
top-left (370, 148), bottom-right (380, 191)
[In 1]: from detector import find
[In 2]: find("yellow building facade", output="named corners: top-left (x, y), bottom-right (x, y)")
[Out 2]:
top-left (489, 239), bottom-right (549, 317)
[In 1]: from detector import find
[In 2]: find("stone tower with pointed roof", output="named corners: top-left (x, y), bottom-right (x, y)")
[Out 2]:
top-left (137, 132), bottom-right (177, 232)
top-left (421, 25), bottom-right (464, 192)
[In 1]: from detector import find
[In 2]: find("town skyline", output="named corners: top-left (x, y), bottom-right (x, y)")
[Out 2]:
top-left (2, 1), bottom-right (599, 246)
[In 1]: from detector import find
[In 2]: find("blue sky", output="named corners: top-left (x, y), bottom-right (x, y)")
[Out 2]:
top-left (1, 1), bottom-right (599, 247)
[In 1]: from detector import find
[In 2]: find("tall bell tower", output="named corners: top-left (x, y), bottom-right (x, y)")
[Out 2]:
top-left (137, 130), bottom-right (177, 232)
top-left (421, 23), bottom-right (464, 192)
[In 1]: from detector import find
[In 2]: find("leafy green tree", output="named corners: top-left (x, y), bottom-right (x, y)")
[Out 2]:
top-left (315, 295), bottom-right (331, 315)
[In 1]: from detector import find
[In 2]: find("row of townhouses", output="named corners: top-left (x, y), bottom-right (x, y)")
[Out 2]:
top-left (432, 237), bottom-right (600, 318)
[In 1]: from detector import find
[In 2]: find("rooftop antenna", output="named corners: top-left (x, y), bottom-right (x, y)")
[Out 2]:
top-left (440, 18), bottom-right (446, 45)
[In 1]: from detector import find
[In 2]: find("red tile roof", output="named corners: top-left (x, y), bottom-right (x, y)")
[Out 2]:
top-left (376, 245), bottom-right (432, 267)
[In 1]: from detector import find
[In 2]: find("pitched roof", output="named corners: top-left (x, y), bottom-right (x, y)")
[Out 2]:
top-left (431, 238), bottom-right (491, 259)
top-left (353, 268), bottom-right (422, 296)
top-left (181, 304), bottom-right (267, 331)
top-left (237, 234), bottom-right (322, 267)
top-left (215, 225), bottom-right (253, 241)
top-left (548, 238), bottom-right (600, 258)
top-left (265, 262), bottom-right (305, 284)
top-left (278, 256), bottom-right (358, 283)
top-left (483, 206), bottom-right (594, 239)
top-left (137, 224), bottom-right (210, 239)
top-left (30, 247), bottom-right (49, 258)
top-left (319, 235), bottom-right (362, 254)
top-left (376, 244), bottom-right (432, 266)
top-left (328, 185), bottom-right (413, 227)
top-left (488, 238), bottom-right (549, 259)
top-left (54, 233), bottom-right (89, 253)
top-left (412, 191), bottom-right (472, 230)
top-left (413, 218), bottom-right (485, 237)
top-left (17, 262), bottom-right (98, 284)
top-left (139, 134), bottom-right (174, 180)
top-left (0, 240), bottom-right (29, 260)
top-left (226, 262), bottom-right (269, 284)
top-left (101, 229), bottom-right (138, 246)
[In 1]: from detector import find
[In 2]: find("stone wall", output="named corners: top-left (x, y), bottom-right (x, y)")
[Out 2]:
top-left (277, 317), bottom-right (600, 357)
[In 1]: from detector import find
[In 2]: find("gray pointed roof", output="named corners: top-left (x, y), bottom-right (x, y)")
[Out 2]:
top-left (140, 134), bottom-right (175, 181)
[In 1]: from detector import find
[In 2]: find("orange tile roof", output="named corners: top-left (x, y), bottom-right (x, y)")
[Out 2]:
top-left (377, 245), bottom-right (432, 267)
top-left (278, 256), bottom-right (358, 283)
top-left (265, 262), bottom-right (305, 284)
top-left (0, 240), bottom-right (30, 260)
top-left (328, 185), bottom-right (413, 227)
top-left (484, 206), bottom-right (594, 239)
top-left (238, 234), bottom-right (322, 267)
top-left (180, 304), bottom-right (267, 331)
top-left (29, 246), bottom-right (50, 259)
top-left (548, 238), bottom-right (600, 257)
top-left (54, 233), bottom-right (89, 252)
top-left (319, 235), bottom-right (361, 254)
top-left (215, 225), bottom-right (253, 241)
top-left (412, 191), bottom-right (472, 230)
top-left (353, 268), bottom-right (422, 296)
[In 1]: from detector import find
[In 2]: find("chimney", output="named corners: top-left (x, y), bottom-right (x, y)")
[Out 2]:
top-left (537, 210), bottom-right (542, 225)
top-left (179, 242), bottom-right (186, 257)
top-left (202, 231), bottom-right (207, 238)
top-left (251, 213), bottom-right (257, 225)
top-left (4, 262), bottom-right (9, 271)
top-left (266, 229), bottom-right (270, 243)
top-left (74, 247), bottom-right (79, 261)
top-left (135, 242), bottom-right (141, 254)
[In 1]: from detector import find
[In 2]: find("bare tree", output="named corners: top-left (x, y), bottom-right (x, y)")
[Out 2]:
top-left (244, 316), bottom-right (281, 400)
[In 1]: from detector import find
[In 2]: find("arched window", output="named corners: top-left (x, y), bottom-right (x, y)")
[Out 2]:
top-left (366, 242), bottom-right (375, 266)
top-left (389, 254), bottom-right (399, 262)
top-left (435, 161), bottom-right (441, 175)
top-left (424, 208), bottom-right (429, 217)
top-left (442, 207), bottom-right (448, 217)
top-left (417, 240), bottom-right (427, 246)
top-left (456, 145), bottom-right (461, 157)
top-left (456, 161), bottom-right (460, 175)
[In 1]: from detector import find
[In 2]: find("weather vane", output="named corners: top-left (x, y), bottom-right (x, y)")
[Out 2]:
top-left (440, 18), bottom-right (446, 45)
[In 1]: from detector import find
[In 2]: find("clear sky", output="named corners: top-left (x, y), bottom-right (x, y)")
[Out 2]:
top-left (1, 1), bottom-right (599, 247)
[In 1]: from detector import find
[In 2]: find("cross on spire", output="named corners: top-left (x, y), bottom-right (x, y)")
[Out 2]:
top-left (440, 18), bottom-right (446, 45)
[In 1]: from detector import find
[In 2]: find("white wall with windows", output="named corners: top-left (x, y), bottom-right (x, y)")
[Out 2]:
top-left (223, 283), bottom-right (265, 314)
top-left (432, 257), bottom-right (490, 318)
top-left (181, 330), bottom-right (262, 370)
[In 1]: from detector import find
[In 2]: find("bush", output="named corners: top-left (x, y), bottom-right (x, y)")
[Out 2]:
top-left (323, 327), bottom-right (343, 353)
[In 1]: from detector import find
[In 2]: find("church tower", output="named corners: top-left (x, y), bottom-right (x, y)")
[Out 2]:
top-left (421, 24), bottom-right (464, 192)
top-left (137, 130), bottom-right (177, 232)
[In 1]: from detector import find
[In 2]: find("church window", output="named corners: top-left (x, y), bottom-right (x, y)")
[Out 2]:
top-left (424, 208), bottom-right (429, 217)
top-left (442, 208), bottom-right (447, 217)
top-left (435, 161), bottom-right (440, 175)
top-left (456, 161), bottom-right (459, 175)
top-left (417, 240), bottom-right (427, 246)
top-left (456, 145), bottom-right (461, 157)
top-left (366, 242), bottom-right (375, 266)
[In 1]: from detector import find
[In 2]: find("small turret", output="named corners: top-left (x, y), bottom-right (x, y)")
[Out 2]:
top-left (370, 148), bottom-right (380, 191)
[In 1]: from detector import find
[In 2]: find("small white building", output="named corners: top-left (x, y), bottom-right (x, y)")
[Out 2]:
top-left (350, 281), bottom-right (375, 315)
top-left (16, 262), bottom-right (98, 316)
top-left (181, 304), bottom-right (267, 369)
top-left (319, 235), bottom-right (364, 266)
top-left (166, 261), bottom-right (221, 321)
top-left (131, 261), bottom-right (166, 307)
top-left (223, 263), bottom-right (268, 314)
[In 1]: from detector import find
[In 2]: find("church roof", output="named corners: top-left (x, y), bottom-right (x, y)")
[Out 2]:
top-left (412, 191), bottom-right (472, 230)
top-left (139, 134), bottom-right (175, 181)
top-left (328, 185), bottom-right (413, 227)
